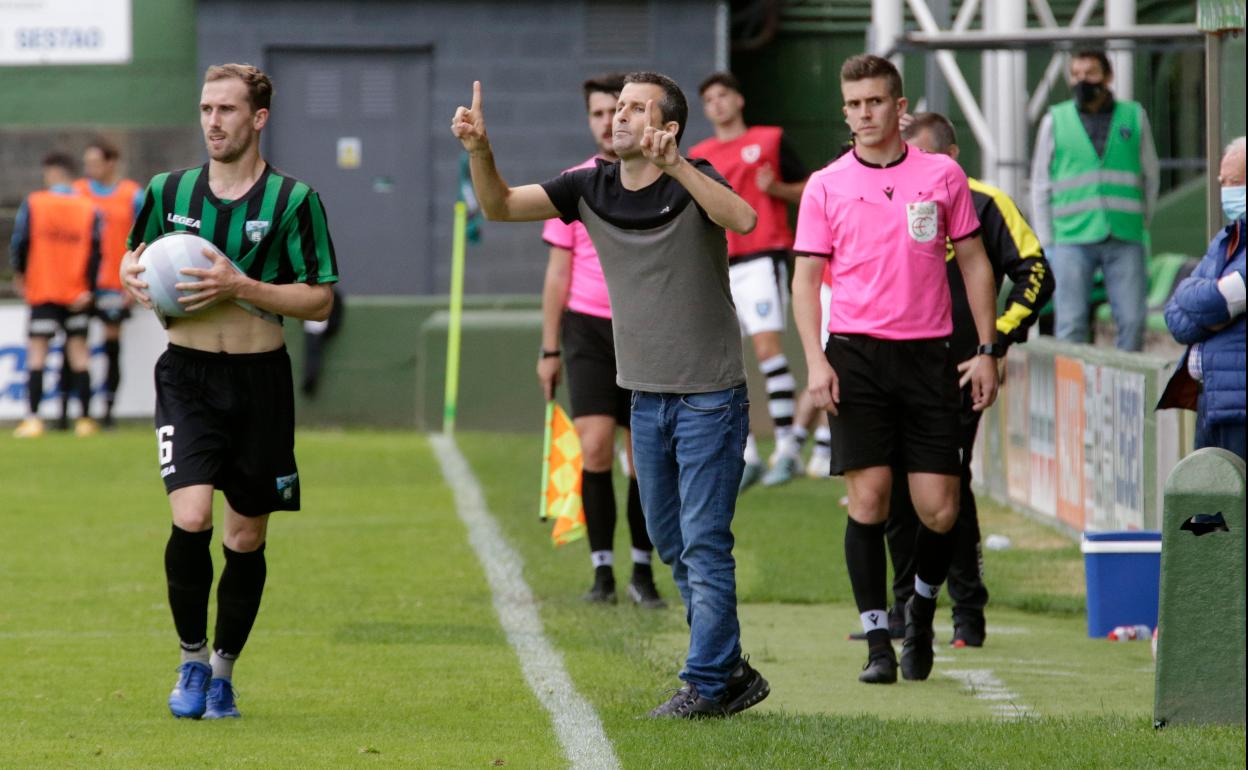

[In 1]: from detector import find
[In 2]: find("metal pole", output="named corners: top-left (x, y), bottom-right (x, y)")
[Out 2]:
top-left (1206, 32), bottom-right (1223, 240)
top-left (871, 0), bottom-right (905, 66)
top-left (985, 0), bottom-right (1028, 198)
top-left (1106, 0), bottom-right (1136, 101)
top-left (924, 0), bottom-right (951, 116)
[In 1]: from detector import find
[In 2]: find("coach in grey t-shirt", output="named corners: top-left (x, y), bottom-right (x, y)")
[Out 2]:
top-left (451, 72), bottom-right (771, 719)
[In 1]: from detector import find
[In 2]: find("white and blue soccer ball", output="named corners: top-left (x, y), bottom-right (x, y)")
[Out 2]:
top-left (137, 231), bottom-right (226, 324)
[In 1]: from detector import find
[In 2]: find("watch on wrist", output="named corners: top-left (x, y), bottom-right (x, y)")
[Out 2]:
top-left (540, 349), bottom-right (561, 359)
top-left (976, 342), bottom-right (1006, 358)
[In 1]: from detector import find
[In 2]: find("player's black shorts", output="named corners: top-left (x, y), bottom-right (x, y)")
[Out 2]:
top-left (562, 309), bottom-right (630, 425)
top-left (29, 303), bottom-right (90, 338)
top-left (154, 344), bottom-right (299, 516)
top-left (824, 333), bottom-right (961, 476)
top-left (93, 290), bottom-right (131, 324)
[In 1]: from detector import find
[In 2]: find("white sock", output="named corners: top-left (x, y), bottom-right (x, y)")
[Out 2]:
top-left (744, 433), bottom-right (761, 466)
top-left (860, 609), bottom-right (889, 633)
top-left (210, 650), bottom-right (235, 681)
top-left (630, 548), bottom-right (651, 565)
top-left (914, 575), bottom-right (942, 600)
top-left (180, 640), bottom-right (210, 666)
top-left (590, 550), bottom-right (614, 568)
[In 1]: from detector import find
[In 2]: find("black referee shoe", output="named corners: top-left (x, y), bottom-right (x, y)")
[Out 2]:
top-left (582, 566), bottom-right (616, 604)
top-left (901, 596), bottom-right (936, 681)
top-left (859, 645), bottom-right (898, 684)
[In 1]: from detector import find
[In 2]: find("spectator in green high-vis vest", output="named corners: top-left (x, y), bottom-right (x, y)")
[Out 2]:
top-left (1031, 49), bottom-right (1159, 351)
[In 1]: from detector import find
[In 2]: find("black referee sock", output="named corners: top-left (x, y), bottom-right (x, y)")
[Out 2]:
top-left (26, 368), bottom-right (44, 415)
top-left (915, 524), bottom-right (956, 601)
top-left (844, 518), bottom-right (889, 614)
top-left (165, 525), bottom-right (214, 651)
top-left (104, 339), bottom-right (122, 399)
top-left (625, 476), bottom-right (653, 553)
top-left (582, 469), bottom-right (617, 556)
top-left (72, 370), bottom-right (92, 418)
top-left (213, 543), bottom-right (267, 659)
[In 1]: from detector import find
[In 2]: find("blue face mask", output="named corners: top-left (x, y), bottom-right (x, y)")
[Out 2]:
top-left (1223, 185), bottom-right (1246, 221)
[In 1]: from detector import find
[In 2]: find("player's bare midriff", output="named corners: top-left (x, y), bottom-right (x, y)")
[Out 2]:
top-left (167, 301), bottom-right (284, 354)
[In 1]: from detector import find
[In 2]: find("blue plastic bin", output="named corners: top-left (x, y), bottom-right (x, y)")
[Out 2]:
top-left (1081, 531), bottom-right (1162, 638)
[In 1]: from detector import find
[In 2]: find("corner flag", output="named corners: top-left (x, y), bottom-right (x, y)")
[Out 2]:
top-left (540, 402), bottom-right (585, 547)
top-left (458, 151), bottom-right (483, 244)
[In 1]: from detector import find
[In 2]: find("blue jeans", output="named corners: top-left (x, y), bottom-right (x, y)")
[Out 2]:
top-left (1050, 238), bottom-right (1147, 351)
top-left (630, 385), bottom-right (749, 702)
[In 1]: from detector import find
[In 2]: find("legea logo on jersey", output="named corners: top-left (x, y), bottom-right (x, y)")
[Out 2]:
top-left (906, 201), bottom-right (938, 243)
top-left (740, 144), bottom-right (761, 164)
top-left (166, 213), bottom-right (200, 229)
top-left (245, 220), bottom-right (271, 243)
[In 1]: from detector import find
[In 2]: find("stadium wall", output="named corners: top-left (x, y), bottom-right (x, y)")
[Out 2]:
top-left (195, 0), bottom-right (723, 297)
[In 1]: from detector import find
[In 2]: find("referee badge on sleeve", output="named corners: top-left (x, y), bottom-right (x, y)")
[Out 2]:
top-left (906, 202), bottom-right (938, 243)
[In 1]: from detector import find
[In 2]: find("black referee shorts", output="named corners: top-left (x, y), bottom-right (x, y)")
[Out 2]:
top-left (824, 333), bottom-right (961, 477)
top-left (154, 344), bottom-right (300, 516)
top-left (561, 309), bottom-right (630, 426)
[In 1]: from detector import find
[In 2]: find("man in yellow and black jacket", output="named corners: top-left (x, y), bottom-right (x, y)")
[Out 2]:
top-left (861, 112), bottom-right (1054, 648)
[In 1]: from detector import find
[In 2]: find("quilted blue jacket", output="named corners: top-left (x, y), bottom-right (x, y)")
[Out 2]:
top-left (1164, 217), bottom-right (1246, 425)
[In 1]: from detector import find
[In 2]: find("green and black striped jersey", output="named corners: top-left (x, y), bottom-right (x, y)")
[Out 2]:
top-left (128, 163), bottom-right (338, 286)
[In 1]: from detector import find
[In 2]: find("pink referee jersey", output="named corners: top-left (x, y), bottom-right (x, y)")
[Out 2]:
top-left (541, 156), bottom-right (612, 319)
top-left (794, 145), bottom-right (980, 339)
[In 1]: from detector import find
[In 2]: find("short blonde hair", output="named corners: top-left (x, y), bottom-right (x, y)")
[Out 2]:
top-left (204, 63), bottom-right (273, 112)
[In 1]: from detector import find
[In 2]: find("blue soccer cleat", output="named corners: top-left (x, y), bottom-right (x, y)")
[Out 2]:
top-left (203, 678), bottom-right (241, 719)
top-left (168, 661), bottom-right (211, 718)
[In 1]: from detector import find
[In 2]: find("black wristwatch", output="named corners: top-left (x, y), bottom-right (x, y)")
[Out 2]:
top-left (976, 342), bottom-right (1006, 358)
top-left (540, 348), bottom-right (561, 359)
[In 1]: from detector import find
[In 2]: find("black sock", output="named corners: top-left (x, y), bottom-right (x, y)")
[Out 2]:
top-left (915, 524), bottom-right (956, 610)
top-left (104, 339), bottom-right (121, 400)
top-left (72, 370), bottom-right (92, 418)
top-left (59, 357), bottom-right (71, 419)
top-left (625, 476), bottom-right (652, 552)
top-left (213, 544), bottom-right (267, 659)
top-left (165, 525), bottom-right (214, 649)
top-left (26, 368), bottom-right (43, 414)
top-left (582, 469), bottom-right (617, 555)
top-left (844, 518), bottom-right (888, 614)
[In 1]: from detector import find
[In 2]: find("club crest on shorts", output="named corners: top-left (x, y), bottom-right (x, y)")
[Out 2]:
top-left (741, 144), bottom-right (761, 164)
top-left (275, 472), bottom-right (299, 501)
top-left (906, 201), bottom-right (938, 243)
top-left (756, 300), bottom-right (772, 318)
top-left (245, 220), bottom-right (271, 243)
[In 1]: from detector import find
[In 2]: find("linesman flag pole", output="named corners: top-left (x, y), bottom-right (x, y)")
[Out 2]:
top-left (442, 200), bottom-right (468, 434)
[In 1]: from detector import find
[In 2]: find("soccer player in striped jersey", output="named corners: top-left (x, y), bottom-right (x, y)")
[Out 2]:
top-left (73, 138), bottom-right (144, 428)
top-left (537, 74), bottom-right (663, 608)
top-left (120, 63), bottom-right (339, 720)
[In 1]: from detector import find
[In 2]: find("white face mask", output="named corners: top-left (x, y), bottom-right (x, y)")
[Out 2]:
top-left (1222, 185), bottom-right (1246, 221)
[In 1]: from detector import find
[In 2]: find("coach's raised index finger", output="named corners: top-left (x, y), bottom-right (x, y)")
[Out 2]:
top-left (645, 98), bottom-right (662, 130)
top-left (472, 80), bottom-right (482, 114)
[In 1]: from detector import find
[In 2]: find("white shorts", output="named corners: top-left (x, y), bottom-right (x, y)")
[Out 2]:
top-left (820, 282), bottom-right (832, 350)
top-left (730, 254), bottom-right (789, 338)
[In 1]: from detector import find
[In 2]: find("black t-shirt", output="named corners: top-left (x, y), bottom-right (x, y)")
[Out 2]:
top-left (541, 157), bottom-right (731, 231)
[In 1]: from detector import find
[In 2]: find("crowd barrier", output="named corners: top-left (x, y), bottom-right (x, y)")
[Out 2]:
top-left (971, 337), bottom-right (1191, 534)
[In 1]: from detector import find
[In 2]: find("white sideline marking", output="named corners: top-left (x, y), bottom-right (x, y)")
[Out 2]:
top-left (430, 434), bottom-right (620, 770)
top-left (943, 668), bottom-right (1037, 720)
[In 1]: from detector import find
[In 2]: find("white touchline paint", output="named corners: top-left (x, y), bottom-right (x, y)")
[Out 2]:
top-left (942, 669), bottom-right (1036, 720)
top-left (430, 434), bottom-right (621, 770)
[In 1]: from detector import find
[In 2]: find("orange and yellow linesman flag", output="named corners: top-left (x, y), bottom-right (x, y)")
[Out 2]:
top-left (539, 401), bottom-right (585, 547)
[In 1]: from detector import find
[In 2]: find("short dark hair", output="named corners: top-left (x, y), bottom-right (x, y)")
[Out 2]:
top-left (582, 73), bottom-right (626, 108)
top-left (85, 137), bottom-right (121, 161)
top-left (623, 71), bottom-right (689, 144)
top-left (698, 71), bottom-right (741, 97)
top-left (1071, 49), bottom-right (1113, 77)
top-left (41, 151), bottom-right (76, 173)
top-left (204, 63), bottom-right (273, 111)
top-left (840, 54), bottom-right (904, 99)
top-left (901, 112), bottom-right (958, 153)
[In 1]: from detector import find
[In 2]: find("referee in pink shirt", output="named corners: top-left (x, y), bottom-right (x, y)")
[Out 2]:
top-left (537, 74), bottom-right (664, 609)
top-left (792, 55), bottom-right (1000, 685)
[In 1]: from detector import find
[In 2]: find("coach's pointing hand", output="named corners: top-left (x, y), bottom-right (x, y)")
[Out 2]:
top-left (640, 99), bottom-right (680, 170)
top-left (452, 81), bottom-right (489, 153)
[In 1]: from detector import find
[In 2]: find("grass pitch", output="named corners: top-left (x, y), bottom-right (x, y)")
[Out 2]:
top-left (1, 427), bottom-right (1242, 768)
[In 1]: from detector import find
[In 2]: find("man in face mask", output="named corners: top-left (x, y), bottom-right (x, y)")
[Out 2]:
top-left (1030, 49), bottom-right (1160, 352)
top-left (1158, 137), bottom-right (1247, 461)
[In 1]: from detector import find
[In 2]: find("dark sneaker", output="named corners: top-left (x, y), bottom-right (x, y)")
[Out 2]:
top-left (901, 596), bottom-right (936, 681)
top-left (582, 567), bottom-right (616, 604)
top-left (722, 658), bottom-right (770, 714)
top-left (647, 684), bottom-right (726, 719)
top-left (858, 645), bottom-right (898, 684)
top-left (626, 577), bottom-right (666, 609)
top-left (203, 677), bottom-right (240, 719)
top-left (951, 615), bottom-right (986, 648)
top-left (847, 605), bottom-right (906, 641)
top-left (168, 661), bottom-right (211, 718)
